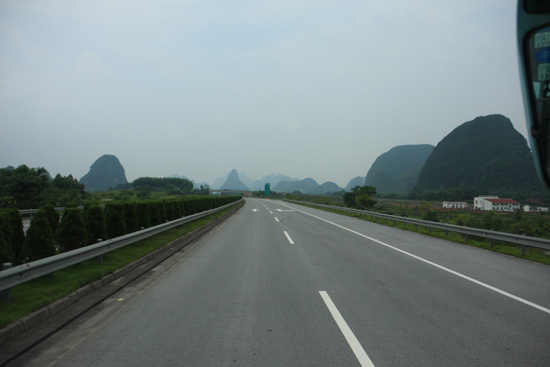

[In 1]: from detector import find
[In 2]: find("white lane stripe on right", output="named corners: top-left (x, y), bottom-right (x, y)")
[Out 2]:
top-left (320, 291), bottom-right (375, 367)
top-left (275, 217), bottom-right (280, 223)
top-left (284, 231), bottom-right (295, 245)
top-left (278, 202), bottom-right (550, 315)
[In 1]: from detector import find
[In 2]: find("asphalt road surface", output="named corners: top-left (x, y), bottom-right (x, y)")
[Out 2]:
top-left (8, 199), bottom-right (550, 366)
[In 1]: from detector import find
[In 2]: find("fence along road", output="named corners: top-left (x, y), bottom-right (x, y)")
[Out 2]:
top-left (283, 199), bottom-right (550, 253)
top-left (0, 200), bottom-right (243, 294)
top-left (5, 198), bottom-right (550, 367)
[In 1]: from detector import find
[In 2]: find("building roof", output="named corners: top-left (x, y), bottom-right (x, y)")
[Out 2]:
top-left (485, 198), bottom-right (519, 204)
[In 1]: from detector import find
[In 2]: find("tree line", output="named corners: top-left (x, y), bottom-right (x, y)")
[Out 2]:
top-left (0, 196), bottom-right (240, 266)
top-left (0, 165), bottom-right (89, 209)
top-left (132, 177), bottom-right (194, 192)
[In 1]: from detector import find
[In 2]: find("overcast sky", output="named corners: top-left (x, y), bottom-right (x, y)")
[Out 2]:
top-left (0, 0), bottom-right (525, 188)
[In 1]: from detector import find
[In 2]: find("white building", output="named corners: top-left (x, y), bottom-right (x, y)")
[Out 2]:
top-left (442, 202), bottom-right (467, 209)
top-left (475, 196), bottom-right (520, 212)
top-left (474, 195), bottom-right (498, 210)
top-left (526, 205), bottom-right (549, 212)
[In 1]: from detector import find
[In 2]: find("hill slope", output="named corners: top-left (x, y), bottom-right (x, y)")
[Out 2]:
top-left (80, 154), bottom-right (128, 192)
top-left (220, 169), bottom-right (250, 191)
top-left (416, 114), bottom-right (540, 192)
top-left (344, 176), bottom-right (365, 191)
top-left (365, 144), bottom-right (434, 195)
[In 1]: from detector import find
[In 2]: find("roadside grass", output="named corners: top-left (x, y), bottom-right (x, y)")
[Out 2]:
top-left (0, 204), bottom-right (239, 328)
top-left (292, 203), bottom-right (550, 265)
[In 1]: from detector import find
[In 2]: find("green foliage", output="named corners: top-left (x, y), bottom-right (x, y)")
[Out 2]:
top-left (0, 166), bottom-right (89, 209)
top-left (453, 214), bottom-right (480, 228)
top-left (183, 200), bottom-right (196, 215)
top-left (123, 202), bottom-right (139, 233)
top-left (158, 201), bottom-right (167, 223)
top-left (343, 185), bottom-right (377, 209)
top-left (41, 205), bottom-right (60, 237)
top-left (0, 212), bottom-right (15, 265)
top-left (483, 211), bottom-right (503, 231)
top-left (1, 209), bottom-right (25, 264)
top-left (356, 194), bottom-right (377, 210)
top-left (133, 177), bottom-right (193, 193)
top-left (22, 208), bottom-right (56, 262)
top-left (136, 188), bottom-right (151, 199)
top-left (172, 200), bottom-right (182, 218)
top-left (193, 184), bottom-right (210, 196)
top-left (513, 207), bottom-right (524, 222)
top-left (104, 203), bottom-right (126, 239)
top-left (57, 208), bottom-right (86, 252)
top-left (149, 202), bottom-right (161, 226)
top-left (85, 205), bottom-right (107, 245)
top-left (136, 202), bottom-right (151, 229)
top-left (164, 201), bottom-right (175, 221)
top-left (0, 165), bottom-right (50, 209)
top-left (422, 209), bottom-right (439, 222)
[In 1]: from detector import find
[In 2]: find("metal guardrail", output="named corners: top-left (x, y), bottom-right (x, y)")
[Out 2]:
top-left (283, 199), bottom-right (550, 252)
top-left (0, 200), bottom-right (243, 292)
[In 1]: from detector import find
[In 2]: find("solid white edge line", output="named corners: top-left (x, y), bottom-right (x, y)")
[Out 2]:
top-left (319, 291), bottom-right (375, 367)
top-left (275, 217), bottom-right (280, 223)
top-left (277, 202), bottom-right (550, 315)
top-left (284, 231), bottom-right (295, 244)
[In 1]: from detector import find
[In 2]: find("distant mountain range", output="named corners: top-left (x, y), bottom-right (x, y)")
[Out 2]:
top-left (57, 114), bottom-right (548, 197)
top-left (273, 178), bottom-right (342, 194)
top-left (211, 171), bottom-right (299, 191)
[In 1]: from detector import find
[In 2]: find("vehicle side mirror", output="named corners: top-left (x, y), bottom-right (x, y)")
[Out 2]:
top-left (518, 1), bottom-right (550, 187)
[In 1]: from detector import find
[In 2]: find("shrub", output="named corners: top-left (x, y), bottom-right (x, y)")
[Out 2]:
top-left (165, 201), bottom-right (175, 221)
top-left (42, 204), bottom-right (60, 237)
top-left (422, 209), bottom-right (439, 222)
top-left (173, 200), bottom-right (182, 219)
top-left (123, 202), bottom-right (139, 233)
top-left (2, 209), bottom-right (25, 264)
top-left (57, 208), bottom-right (86, 252)
top-left (136, 202), bottom-right (151, 229)
top-left (149, 202), bottom-right (161, 226)
top-left (0, 212), bottom-right (15, 265)
top-left (105, 203), bottom-right (126, 239)
top-left (158, 201), bottom-right (167, 223)
top-left (85, 205), bottom-right (107, 245)
top-left (22, 208), bottom-right (56, 262)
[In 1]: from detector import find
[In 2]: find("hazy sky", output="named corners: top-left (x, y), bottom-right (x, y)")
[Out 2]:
top-left (0, 0), bottom-right (526, 188)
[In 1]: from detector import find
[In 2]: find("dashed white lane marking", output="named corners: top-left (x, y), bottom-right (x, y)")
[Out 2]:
top-left (320, 291), bottom-right (375, 367)
top-left (275, 217), bottom-right (280, 223)
top-left (278, 202), bottom-right (550, 315)
top-left (283, 231), bottom-right (295, 245)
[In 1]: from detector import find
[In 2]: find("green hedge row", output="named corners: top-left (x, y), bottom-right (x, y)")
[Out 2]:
top-left (0, 196), bottom-right (241, 265)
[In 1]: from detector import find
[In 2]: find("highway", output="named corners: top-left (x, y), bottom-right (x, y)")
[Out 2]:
top-left (8, 198), bottom-right (550, 366)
